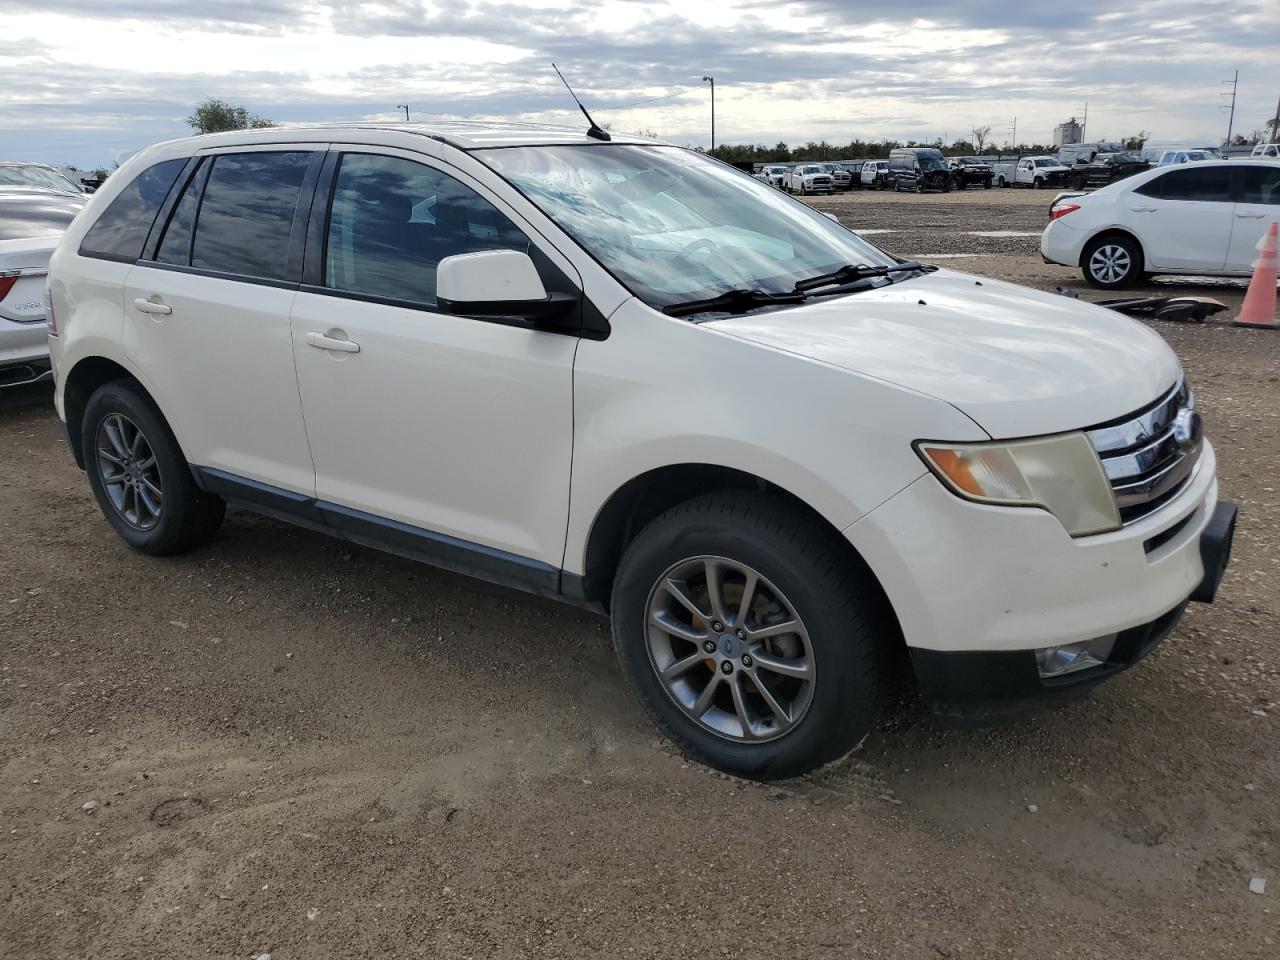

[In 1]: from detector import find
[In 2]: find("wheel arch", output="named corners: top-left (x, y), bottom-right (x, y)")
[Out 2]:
top-left (1079, 228), bottom-right (1146, 269)
top-left (63, 356), bottom-right (182, 470)
top-left (575, 463), bottom-right (904, 647)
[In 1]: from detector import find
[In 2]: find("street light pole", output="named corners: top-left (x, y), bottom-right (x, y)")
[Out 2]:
top-left (701, 76), bottom-right (715, 153)
top-left (397, 104), bottom-right (410, 122)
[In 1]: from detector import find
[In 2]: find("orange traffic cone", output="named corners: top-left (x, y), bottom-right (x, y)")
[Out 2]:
top-left (1234, 221), bottom-right (1278, 329)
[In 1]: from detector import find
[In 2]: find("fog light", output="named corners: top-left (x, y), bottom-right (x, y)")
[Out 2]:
top-left (1035, 635), bottom-right (1117, 679)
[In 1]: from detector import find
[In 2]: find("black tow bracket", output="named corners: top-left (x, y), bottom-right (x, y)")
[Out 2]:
top-left (1056, 288), bottom-right (1229, 323)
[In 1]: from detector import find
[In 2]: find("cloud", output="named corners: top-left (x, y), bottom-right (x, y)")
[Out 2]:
top-left (0, 0), bottom-right (1274, 167)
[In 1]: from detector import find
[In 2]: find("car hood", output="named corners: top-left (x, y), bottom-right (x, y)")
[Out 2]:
top-left (710, 270), bottom-right (1180, 439)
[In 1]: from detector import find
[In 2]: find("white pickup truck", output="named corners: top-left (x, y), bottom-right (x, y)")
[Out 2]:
top-left (991, 156), bottom-right (1072, 190)
top-left (786, 164), bottom-right (834, 195)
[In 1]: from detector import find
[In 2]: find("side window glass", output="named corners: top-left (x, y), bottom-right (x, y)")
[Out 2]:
top-left (1239, 168), bottom-right (1280, 205)
top-left (154, 160), bottom-right (208, 265)
top-left (78, 158), bottom-right (186, 262)
top-left (324, 153), bottom-right (530, 306)
top-left (1158, 167), bottom-right (1231, 202)
top-left (191, 152), bottom-right (313, 281)
top-left (1134, 176), bottom-right (1163, 199)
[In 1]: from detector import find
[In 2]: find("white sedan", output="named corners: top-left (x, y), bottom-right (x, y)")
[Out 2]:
top-left (1041, 160), bottom-right (1280, 288)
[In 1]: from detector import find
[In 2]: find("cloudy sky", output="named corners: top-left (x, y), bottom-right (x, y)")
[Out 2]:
top-left (0, 0), bottom-right (1275, 169)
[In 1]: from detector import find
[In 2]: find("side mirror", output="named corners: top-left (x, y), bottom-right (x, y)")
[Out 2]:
top-left (437, 249), bottom-right (576, 323)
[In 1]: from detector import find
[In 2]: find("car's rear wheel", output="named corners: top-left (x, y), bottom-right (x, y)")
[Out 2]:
top-left (1082, 235), bottom-right (1143, 289)
top-left (82, 381), bottom-right (225, 555)
top-left (610, 492), bottom-right (889, 780)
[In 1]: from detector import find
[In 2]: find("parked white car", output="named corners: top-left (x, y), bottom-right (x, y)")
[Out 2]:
top-left (1250, 143), bottom-right (1280, 161)
top-left (754, 165), bottom-right (789, 189)
top-left (0, 161), bottom-right (85, 196)
top-left (1, 186), bottom-right (86, 388)
top-left (1042, 159), bottom-right (1280, 288)
top-left (1139, 139), bottom-right (1223, 164)
top-left (47, 122), bottom-right (1235, 778)
top-left (786, 164), bottom-right (833, 195)
top-left (1156, 150), bottom-right (1211, 166)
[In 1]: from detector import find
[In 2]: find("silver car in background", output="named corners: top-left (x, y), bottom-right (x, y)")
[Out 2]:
top-left (1, 187), bottom-right (86, 388)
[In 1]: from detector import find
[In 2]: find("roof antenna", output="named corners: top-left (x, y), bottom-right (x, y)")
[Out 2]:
top-left (551, 63), bottom-right (612, 142)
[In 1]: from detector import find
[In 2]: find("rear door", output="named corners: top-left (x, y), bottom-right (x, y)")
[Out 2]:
top-left (1227, 165), bottom-right (1280, 273)
top-left (122, 147), bottom-right (322, 493)
top-left (288, 147), bottom-right (579, 575)
top-left (1127, 166), bottom-right (1233, 271)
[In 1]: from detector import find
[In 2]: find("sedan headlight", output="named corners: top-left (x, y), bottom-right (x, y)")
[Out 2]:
top-left (916, 433), bottom-right (1120, 537)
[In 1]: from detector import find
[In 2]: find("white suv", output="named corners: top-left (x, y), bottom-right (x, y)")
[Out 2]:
top-left (47, 122), bottom-right (1235, 778)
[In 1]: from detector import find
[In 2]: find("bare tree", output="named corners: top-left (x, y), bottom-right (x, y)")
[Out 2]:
top-left (970, 125), bottom-right (993, 154)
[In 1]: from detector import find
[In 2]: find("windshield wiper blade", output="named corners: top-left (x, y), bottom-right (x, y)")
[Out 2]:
top-left (662, 288), bottom-right (807, 318)
top-left (794, 260), bottom-right (933, 293)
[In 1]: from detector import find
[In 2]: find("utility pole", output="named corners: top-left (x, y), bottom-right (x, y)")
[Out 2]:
top-left (1009, 117), bottom-right (1017, 152)
top-left (1270, 93), bottom-right (1280, 143)
top-left (1221, 71), bottom-right (1238, 146)
top-left (1080, 102), bottom-right (1088, 141)
top-left (397, 104), bottom-right (410, 122)
top-left (701, 76), bottom-right (715, 152)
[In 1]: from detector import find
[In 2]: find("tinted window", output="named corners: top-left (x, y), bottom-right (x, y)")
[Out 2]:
top-left (324, 153), bottom-right (529, 306)
top-left (1153, 166), bottom-right (1231, 202)
top-left (79, 158), bottom-right (185, 261)
top-left (1238, 166), bottom-right (1280, 205)
top-left (191, 152), bottom-right (312, 280)
top-left (154, 160), bottom-right (208, 265)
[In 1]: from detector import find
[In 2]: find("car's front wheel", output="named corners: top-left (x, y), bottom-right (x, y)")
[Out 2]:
top-left (610, 492), bottom-right (890, 780)
top-left (1082, 235), bottom-right (1143, 289)
top-left (82, 381), bottom-right (226, 555)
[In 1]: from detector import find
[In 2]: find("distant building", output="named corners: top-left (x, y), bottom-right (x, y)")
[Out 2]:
top-left (1053, 118), bottom-right (1084, 147)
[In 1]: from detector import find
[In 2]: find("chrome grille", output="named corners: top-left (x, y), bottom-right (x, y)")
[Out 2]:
top-left (1086, 380), bottom-right (1201, 525)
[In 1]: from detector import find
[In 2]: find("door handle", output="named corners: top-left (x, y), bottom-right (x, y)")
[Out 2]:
top-left (1129, 207), bottom-right (1157, 213)
top-left (133, 297), bottom-right (172, 315)
top-left (305, 331), bottom-right (361, 354)
top-left (1235, 213), bottom-right (1265, 219)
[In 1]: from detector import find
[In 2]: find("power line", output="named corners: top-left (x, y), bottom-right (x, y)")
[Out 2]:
top-left (604, 88), bottom-right (695, 111)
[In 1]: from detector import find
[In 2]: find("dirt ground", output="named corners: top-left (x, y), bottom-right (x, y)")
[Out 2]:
top-left (2, 188), bottom-right (1278, 959)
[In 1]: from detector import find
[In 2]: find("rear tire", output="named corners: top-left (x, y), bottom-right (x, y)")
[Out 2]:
top-left (82, 380), bottom-right (225, 556)
top-left (1082, 235), bottom-right (1143, 290)
top-left (610, 491), bottom-right (890, 780)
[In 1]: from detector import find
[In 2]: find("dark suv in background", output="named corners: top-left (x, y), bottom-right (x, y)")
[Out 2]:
top-left (889, 148), bottom-right (952, 193)
top-left (949, 157), bottom-right (994, 190)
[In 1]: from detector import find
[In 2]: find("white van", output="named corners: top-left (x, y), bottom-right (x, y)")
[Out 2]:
top-left (47, 121), bottom-right (1236, 778)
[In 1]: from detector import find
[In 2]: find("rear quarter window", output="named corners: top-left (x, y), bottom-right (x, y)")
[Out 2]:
top-left (78, 158), bottom-right (186, 262)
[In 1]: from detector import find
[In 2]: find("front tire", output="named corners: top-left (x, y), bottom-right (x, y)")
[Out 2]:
top-left (610, 492), bottom-right (890, 780)
top-left (1082, 235), bottom-right (1143, 290)
top-left (82, 381), bottom-right (225, 555)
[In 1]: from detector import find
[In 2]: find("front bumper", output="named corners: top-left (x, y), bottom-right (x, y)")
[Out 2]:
top-left (846, 435), bottom-right (1235, 720)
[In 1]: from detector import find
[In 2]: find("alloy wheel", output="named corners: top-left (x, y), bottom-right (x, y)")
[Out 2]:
top-left (644, 556), bottom-right (815, 743)
top-left (95, 413), bottom-right (162, 530)
top-left (1089, 244), bottom-right (1132, 284)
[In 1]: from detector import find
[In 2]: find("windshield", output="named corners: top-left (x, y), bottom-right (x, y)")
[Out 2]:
top-left (480, 145), bottom-right (896, 310)
top-left (916, 154), bottom-right (948, 172)
top-left (0, 165), bottom-right (82, 194)
top-left (1033, 159), bottom-right (1058, 168)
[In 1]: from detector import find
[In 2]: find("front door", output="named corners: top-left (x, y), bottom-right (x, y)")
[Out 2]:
top-left (1128, 165), bottom-right (1233, 271)
top-left (289, 149), bottom-right (579, 577)
top-left (1227, 165), bottom-right (1280, 273)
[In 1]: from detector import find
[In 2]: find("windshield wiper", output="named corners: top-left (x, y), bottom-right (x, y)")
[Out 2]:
top-left (662, 288), bottom-right (807, 318)
top-left (794, 260), bottom-right (934, 293)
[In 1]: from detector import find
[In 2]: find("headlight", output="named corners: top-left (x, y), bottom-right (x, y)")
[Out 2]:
top-left (916, 433), bottom-right (1120, 537)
